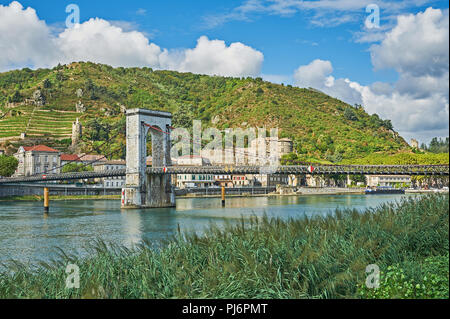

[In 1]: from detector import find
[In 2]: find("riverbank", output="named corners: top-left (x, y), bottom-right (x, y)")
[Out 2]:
top-left (0, 187), bottom-right (363, 202)
top-left (0, 194), bottom-right (447, 299)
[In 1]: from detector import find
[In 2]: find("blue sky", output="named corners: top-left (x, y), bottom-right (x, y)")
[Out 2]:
top-left (7, 0), bottom-right (446, 84)
top-left (0, 0), bottom-right (449, 143)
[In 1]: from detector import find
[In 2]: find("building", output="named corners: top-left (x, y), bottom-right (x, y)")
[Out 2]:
top-left (176, 155), bottom-right (215, 189)
top-left (249, 137), bottom-right (293, 160)
top-left (77, 154), bottom-right (106, 165)
top-left (14, 145), bottom-right (61, 177)
top-left (60, 154), bottom-right (82, 167)
top-left (213, 174), bottom-right (251, 187)
top-left (366, 175), bottom-right (411, 188)
top-left (411, 139), bottom-right (419, 149)
top-left (93, 160), bottom-right (126, 188)
top-left (71, 118), bottom-right (82, 147)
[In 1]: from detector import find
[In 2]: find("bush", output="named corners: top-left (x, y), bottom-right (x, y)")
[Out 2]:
top-left (358, 255), bottom-right (449, 299)
top-left (0, 155), bottom-right (18, 177)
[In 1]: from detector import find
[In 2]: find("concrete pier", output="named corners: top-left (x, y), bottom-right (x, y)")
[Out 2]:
top-left (121, 109), bottom-right (176, 209)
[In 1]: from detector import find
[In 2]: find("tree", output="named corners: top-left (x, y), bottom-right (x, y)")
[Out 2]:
top-left (43, 78), bottom-right (52, 88)
top-left (61, 163), bottom-right (93, 173)
top-left (10, 90), bottom-right (22, 103)
top-left (382, 119), bottom-right (393, 130)
top-left (344, 107), bottom-right (357, 121)
top-left (0, 155), bottom-right (18, 177)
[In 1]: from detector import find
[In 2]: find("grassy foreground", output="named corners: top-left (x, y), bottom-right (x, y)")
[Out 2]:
top-left (0, 194), bottom-right (448, 299)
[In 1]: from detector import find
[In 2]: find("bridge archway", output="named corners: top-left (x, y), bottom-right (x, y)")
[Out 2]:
top-left (122, 109), bottom-right (175, 209)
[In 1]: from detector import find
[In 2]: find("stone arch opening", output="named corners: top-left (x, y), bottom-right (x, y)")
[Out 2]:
top-left (121, 109), bottom-right (175, 209)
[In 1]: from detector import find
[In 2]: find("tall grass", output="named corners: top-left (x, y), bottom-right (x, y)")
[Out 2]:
top-left (0, 194), bottom-right (448, 299)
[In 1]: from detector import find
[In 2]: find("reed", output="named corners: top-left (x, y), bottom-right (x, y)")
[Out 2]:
top-left (0, 194), bottom-right (448, 299)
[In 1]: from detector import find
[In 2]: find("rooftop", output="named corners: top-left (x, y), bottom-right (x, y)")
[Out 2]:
top-left (22, 145), bottom-right (59, 153)
top-left (61, 154), bottom-right (81, 162)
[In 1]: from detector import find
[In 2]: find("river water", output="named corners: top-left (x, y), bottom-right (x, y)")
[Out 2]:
top-left (0, 194), bottom-right (413, 265)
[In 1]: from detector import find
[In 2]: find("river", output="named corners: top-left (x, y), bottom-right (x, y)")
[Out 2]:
top-left (0, 194), bottom-right (415, 266)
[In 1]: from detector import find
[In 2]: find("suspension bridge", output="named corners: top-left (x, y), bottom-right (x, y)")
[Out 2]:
top-left (1, 108), bottom-right (448, 209)
top-left (0, 164), bottom-right (448, 185)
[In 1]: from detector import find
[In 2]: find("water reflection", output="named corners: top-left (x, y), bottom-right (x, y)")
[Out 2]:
top-left (0, 194), bottom-right (414, 265)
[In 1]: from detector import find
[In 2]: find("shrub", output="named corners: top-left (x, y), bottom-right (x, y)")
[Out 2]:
top-left (358, 255), bottom-right (449, 299)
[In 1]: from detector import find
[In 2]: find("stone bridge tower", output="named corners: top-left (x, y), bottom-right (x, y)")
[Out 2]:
top-left (122, 109), bottom-right (175, 209)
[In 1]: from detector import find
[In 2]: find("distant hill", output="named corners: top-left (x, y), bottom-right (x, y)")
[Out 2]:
top-left (0, 62), bottom-right (409, 161)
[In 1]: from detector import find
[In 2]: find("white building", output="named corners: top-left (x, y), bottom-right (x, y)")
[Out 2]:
top-left (93, 160), bottom-right (126, 188)
top-left (176, 155), bottom-right (215, 189)
top-left (366, 175), bottom-right (411, 187)
top-left (14, 145), bottom-right (61, 177)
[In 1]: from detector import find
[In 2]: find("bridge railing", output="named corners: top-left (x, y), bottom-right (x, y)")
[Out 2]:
top-left (0, 165), bottom-right (448, 184)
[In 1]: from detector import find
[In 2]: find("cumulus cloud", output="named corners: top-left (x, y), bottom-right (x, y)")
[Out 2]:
top-left (294, 59), bottom-right (333, 89)
top-left (0, 1), bottom-right (57, 70)
top-left (0, 2), bottom-right (263, 77)
top-left (56, 18), bottom-right (163, 68)
top-left (160, 36), bottom-right (263, 77)
top-left (293, 8), bottom-right (449, 143)
top-left (370, 7), bottom-right (449, 77)
top-left (294, 59), bottom-right (363, 106)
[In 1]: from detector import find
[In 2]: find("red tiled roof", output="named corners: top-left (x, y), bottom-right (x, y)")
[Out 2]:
top-left (23, 145), bottom-right (59, 153)
top-left (61, 154), bottom-right (80, 161)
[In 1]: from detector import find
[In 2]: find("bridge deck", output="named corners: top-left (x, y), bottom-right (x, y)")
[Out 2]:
top-left (0, 165), bottom-right (448, 184)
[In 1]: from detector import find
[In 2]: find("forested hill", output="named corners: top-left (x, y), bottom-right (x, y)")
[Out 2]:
top-left (0, 62), bottom-right (409, 161)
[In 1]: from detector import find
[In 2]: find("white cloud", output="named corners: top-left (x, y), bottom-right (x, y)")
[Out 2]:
top-left (294, 59), bottom-right (362, 106)
top-left (203, 0), bottom-right (433, 28)
top-left (0, 1), bottom-right (57, 70)
top-left (293, 8), bottom-right (449, 143)
top-left (370, 7), bottom-right (449, 77)
top-left (294, 59), bottom-right (333, 89)
top-left (0, 2), bottom-right (263, 77)
top-left (159, 36), bottom-right (264, 77)
top-left (56, 18), bottom-right (163, 68)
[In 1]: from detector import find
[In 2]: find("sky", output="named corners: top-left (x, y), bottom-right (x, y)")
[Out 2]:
top-left (0, 0), bottom-right (448, 144)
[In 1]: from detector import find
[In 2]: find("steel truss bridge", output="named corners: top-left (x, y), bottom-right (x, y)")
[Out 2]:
top-left (0, 165), bottom-right (448, 185)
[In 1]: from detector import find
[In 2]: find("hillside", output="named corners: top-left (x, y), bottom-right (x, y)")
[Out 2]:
top-left (0, 62), bottom-right (409, 161)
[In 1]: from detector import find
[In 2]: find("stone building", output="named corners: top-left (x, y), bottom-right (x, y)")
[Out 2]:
top-left (411, 139), bottom-right (419, 149)
top-left (14, 145), bottom-right (61, 177)
top-left (93, 160), bottom-right (126, 188)
top-left (71, 118), bottom-right (82, 146)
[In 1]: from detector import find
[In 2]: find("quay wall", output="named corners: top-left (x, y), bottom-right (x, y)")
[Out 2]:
top-left (0, 184), bottom-right (277, 198)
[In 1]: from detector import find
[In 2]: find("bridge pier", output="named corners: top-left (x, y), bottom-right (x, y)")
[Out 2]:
top-left (122, 109), bottom-right (176, 209)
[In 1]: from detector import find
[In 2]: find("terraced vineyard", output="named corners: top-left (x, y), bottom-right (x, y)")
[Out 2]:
top-left (0, 62), bottom-right (412, 160)
top-left (0, 106), bottom-right (79, 140)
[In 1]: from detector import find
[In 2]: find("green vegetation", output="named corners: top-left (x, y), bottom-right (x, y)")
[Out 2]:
top-left (0, 194), bottom-right (447, 299)
top-left (358, 255), bottom-right (449, 299)
top-left (340, 152), bottom-right (449, 165)
top-left (0, 62), bottom-right (408, 159)
top-left (61, 163), bottom-right (93, 173)
top-left (421, 137), bottom-right (449, 154)
top-left (0, 155), bottom-right (18, 177)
